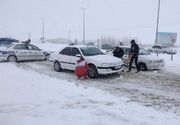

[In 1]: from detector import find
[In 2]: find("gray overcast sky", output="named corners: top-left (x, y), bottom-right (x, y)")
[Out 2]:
top-left (0, 0), bottom-right (180, 43)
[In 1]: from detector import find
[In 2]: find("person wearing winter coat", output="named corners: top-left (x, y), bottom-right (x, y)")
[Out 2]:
top-left (113, 46), bottom-right (124, 59)
top-left (75, 56), bottom-right (88, 79)
top-left (128, 40), bottom-right (140, 73)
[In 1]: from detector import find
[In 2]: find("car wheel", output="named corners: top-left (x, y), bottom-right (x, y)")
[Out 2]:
top-left (88, 64), bottom-right (98, 78)
top-left (139, 63), bottom-right (147, 71)
top-left (45, 54), bottom-right (50, 60)
top-left (54, 61), bottom-right (62, 72)
top-left (7, 55), bottom-right (17, 62)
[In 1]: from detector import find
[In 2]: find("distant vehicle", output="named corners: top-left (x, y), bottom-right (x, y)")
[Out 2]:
top-left (147, 45), bottom-right (177, 55)
top-left (0, 43), bottom-right (50, 62)
top-left (101, 43), bottom-right (115, 51)
top-left (108, 46), bottom-right (165, 71)
top-left (51, 45), bottom-right (124, 78)
top-left (0, 38), bottom-right (19, 47)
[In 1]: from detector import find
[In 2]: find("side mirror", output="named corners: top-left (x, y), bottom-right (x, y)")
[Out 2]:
top-left (76, 54), bottom-right (81, 57)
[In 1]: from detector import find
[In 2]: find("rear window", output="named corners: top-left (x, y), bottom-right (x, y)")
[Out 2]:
top-left (80, 47), bottom-right (104, 56)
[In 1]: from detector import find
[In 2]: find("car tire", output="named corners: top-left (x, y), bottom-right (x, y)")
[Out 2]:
top-left (88, 64), bottom-right (98, 78)
top-left (7, 55), bottom-right (17, 62)
top-left (139, 63), bottom-right (147, 71)
top-left (54, 61), bottom-right (62, 72)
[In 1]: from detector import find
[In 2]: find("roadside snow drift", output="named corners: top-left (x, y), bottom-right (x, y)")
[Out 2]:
top-left (0, 63), bottom-right (179, 125)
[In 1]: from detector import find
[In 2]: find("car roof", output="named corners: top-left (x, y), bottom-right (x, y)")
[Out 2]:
top-left (10, 42), bottom-right (24, 45)
top-left (10, 43), bottom-right (36, 46)
top-left (118, 46), bottom-right (131, 48)
top-left (68, 45), bottom-right (96, 48)
top-left (152, 44), bottom-right (163, 47)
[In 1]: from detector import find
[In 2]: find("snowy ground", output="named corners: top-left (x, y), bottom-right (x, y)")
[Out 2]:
top-left (158, 48), bottom-right (180, 75)
top-left (0, 63), bottom-right (180, 125)
top-left (0, 43), bottom-right (180, 125)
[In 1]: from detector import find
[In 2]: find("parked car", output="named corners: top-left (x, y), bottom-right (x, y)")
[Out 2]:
top-left (0, 43), bottom-right (50, 62)
top-left (51, 45), bottom-right (124, 78)
top-left (0, 38), bottom-right (19, 47)
top-left (108, 46), bottom-right (165, 71)
top-left (147, 45), bottom-right (177, 55)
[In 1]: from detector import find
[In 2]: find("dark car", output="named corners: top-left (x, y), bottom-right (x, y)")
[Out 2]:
top-left (0, 38), bottom-right (19, 47)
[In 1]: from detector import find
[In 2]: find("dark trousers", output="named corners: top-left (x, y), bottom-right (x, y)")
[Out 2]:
top-left (129, 56), bottom-right (139, 71)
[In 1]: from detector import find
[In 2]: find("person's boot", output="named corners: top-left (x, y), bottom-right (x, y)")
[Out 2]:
top-left (135, 70), bottom-right (140, 73)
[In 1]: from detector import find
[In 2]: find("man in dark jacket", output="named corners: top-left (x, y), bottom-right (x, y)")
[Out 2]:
top-left (128, 40), bottom-right (140, 73)
top-left (113, 46), bottom-right (124, 59)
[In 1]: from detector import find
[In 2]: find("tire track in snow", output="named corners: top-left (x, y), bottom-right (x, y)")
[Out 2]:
top-left (15, 61), bottom-right (180, 115)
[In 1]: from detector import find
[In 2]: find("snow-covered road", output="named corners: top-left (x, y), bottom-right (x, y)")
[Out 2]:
top-left (15, 61), bottom-right (180, 114)
top-left (0, 62), bottom-right (180, 125)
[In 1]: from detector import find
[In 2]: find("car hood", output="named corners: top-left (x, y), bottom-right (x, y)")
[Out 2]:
top-left (139, 54), bottom-right (163, 61)
top-left (85, 54), bottom-right (123, 64)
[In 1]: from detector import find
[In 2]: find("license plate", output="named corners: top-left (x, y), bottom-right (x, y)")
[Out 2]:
top-left (115, 65), bottom-right (121, 69)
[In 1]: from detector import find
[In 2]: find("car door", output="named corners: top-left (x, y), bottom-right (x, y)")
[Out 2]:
top-left (27, 44), bottom-right (44, 60)
top-left (70, 47), bottom-right (82, 70)
top-left (59, 47), bottom-right (73, 70)
top-left (13, 44), bottom-right (29, 60)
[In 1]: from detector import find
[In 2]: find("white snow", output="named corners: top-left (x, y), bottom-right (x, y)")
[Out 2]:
top-left (155, 48), bottom-right (180, 75)
top-left (0, 63), bottom-right (179, 125)
top-left (33, 42), bottom-right (68, 52)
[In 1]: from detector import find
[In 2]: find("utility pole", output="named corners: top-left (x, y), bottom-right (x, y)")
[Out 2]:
top-left (68, 30), bottom-right (71, 44)
top-left (155, 0), bottom-right (161, 45)
top-left (81, 7), bottom-right (86, 45)
top-left (41, 17), bottom-right (45, 43)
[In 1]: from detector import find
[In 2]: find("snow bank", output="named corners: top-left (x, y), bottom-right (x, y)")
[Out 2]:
top-left (32, 42), bottom-right (68, 52)
top-left (0, 63), bottom-right (179, 125)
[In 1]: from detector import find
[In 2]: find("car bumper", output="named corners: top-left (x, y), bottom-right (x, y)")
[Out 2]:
top-left (97, 65), bottom-right (124, 74)
top-left (146, 62), bottom-right (165, 69)
top-left (0, 55), bottom-right (7, 61)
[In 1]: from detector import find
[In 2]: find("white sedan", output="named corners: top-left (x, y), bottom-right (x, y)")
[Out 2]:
top-left (147, 45), bottom-right (177, 55)
top-left (0, 43), bottom-right (50, 62)
top-left (51, 45), bottom-right (124, 78)
top-left (108, 46), bottom-right (165, 71)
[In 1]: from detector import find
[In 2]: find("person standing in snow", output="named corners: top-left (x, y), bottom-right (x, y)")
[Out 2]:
top-left (127, 40), bottom-right (140, 73)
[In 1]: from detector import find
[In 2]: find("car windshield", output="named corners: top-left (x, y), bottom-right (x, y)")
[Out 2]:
top-left (80, 47), bottom-right (105, 56)
top-left (139, 48), bottom-right (150, 55)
